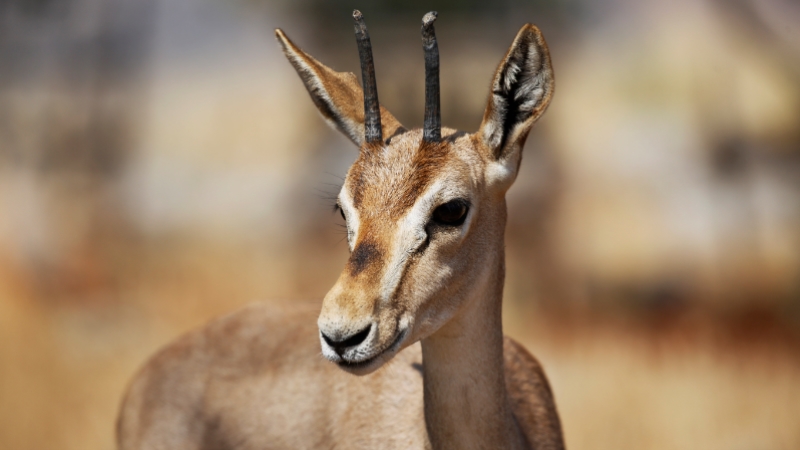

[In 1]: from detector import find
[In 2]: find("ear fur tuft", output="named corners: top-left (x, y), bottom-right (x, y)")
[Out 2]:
top-left (479, 24), bottom-right (554, 161)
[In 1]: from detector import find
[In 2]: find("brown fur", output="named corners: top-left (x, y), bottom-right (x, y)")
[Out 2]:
top-left (346, 134), bottom-right (453, 214)
top-left (118, 22), bottom-right (562, 450)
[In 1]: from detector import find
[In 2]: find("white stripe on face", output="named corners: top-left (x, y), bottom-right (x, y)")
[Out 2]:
top-left (338, 184), bottom-right (360, 252)
top-left (378, 179), bottom-right (474, 304)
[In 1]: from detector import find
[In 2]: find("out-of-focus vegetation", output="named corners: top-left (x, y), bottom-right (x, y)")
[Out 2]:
top-left (1, 0), bottom-right (799, 448)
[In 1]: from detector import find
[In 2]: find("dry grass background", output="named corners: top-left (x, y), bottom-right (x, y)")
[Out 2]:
top-left (1, 0), bottom-right (800, 448)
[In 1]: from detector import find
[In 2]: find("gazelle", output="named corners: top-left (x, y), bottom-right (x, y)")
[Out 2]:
top-left (117, 10), bottom-right (563, 450)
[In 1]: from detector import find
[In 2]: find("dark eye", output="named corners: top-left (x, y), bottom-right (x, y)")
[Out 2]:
top-left (432, 199), bottom-right (469, 226)
top-left (335, 204), bottom-right (346, 221)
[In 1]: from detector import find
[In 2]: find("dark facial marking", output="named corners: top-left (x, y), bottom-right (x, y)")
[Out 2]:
top-left (348, 240), bottom-right (382, 276)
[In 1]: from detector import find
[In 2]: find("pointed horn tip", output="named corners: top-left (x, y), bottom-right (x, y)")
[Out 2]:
top-left (422, 11), bottom-right (438, 26)
top-left (353, 10), bottom-right (363, 21)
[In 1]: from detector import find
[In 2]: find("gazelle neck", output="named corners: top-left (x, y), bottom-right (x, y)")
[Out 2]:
top-left (420, 203), bottom-right (525, 450)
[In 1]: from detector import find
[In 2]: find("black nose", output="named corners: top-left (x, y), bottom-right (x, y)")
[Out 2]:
top-left (321, 324), bottom-right (372, 354)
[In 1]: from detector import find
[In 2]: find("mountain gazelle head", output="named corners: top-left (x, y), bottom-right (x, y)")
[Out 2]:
top-left (275, 11), bottom-right (553, 374)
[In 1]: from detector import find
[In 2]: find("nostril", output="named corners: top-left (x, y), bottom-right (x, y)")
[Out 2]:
top-left (321, 324), bottom-right (372, 352)
top-left (321, 332), bottom-right (336, 348)
top-left (341, 325), bottom-right (372, 347)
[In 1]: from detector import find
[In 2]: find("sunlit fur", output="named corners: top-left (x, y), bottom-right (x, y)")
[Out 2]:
top-left (318, 129), bottom-right (485, 374)
top-left (117, 22), bottom-right (563, 450)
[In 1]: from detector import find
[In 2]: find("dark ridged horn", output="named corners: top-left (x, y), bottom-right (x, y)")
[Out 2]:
top-left (353, 10), bottom-right (383, 144)
top-left (421, 11), bottom-right (441, 142)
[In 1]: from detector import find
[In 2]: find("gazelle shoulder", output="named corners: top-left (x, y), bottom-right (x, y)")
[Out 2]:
top-left (117, 302), bottom-right (323, 448)
top-left (135, 301), bottom-right (321, 377)
top-left (503, 336), bottom-right (565, 450)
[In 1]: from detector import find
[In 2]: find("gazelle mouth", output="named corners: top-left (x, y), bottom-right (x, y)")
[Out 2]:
top-left (337, 328), bottom-right (408, 370)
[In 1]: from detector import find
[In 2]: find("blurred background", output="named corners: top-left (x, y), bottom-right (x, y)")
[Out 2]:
top-left (1, 0), bottom-right (799, 448)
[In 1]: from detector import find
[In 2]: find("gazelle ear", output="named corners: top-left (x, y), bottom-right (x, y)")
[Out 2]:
top-left (478, 24), bottom-right (554, 187)
top-left (275, 29), bottom-right (405, 147)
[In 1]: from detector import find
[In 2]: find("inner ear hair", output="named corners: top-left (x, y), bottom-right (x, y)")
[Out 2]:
top-left (480, 24), bottom-right (554, 160)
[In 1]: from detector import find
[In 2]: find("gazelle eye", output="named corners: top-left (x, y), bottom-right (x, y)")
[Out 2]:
top-left (432, 199), bottom-right (469, 226)
top-left (335, 204), bottom-right (346, 221)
